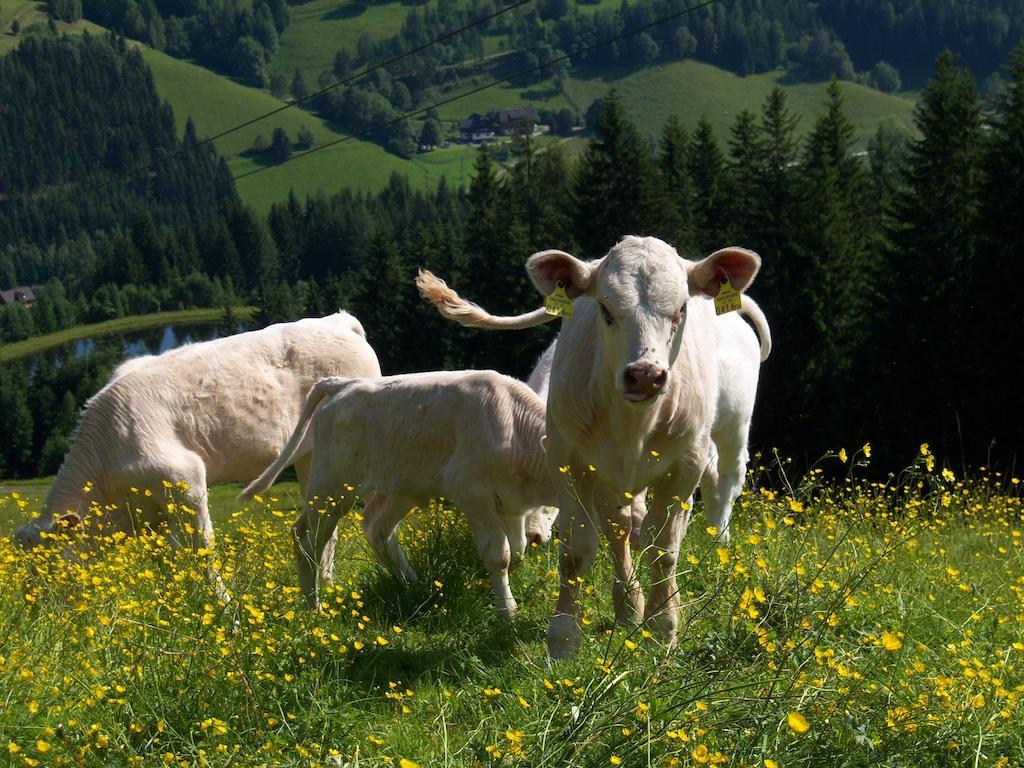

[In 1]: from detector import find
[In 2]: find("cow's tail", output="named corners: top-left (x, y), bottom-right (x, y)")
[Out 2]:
top-left (739, 295), bottom-right (772, 362)
top-left (416, 269), bottom-right (554, 330)
top-left (237, 377), bottom-right (348, 502)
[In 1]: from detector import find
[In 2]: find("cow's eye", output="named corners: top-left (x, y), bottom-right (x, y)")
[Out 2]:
top-left (671, 304), bottom-right (687, 333)
top-left (600, 304), bottom-right (615, 326)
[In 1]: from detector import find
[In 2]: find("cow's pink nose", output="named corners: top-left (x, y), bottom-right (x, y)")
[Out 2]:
top-left (527, 532), bottom-right (543, 547)
top-left (624, 362), bottom-right (668, 399)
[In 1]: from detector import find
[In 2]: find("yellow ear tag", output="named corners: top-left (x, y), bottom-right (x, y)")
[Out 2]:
top-left (714, 277), bottom-right (741, 315)
top-left (544, 280), bottom-right (574, 319)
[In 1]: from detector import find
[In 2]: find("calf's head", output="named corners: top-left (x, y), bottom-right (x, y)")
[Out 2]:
top-left (527, 236), bottom-right (760, 403)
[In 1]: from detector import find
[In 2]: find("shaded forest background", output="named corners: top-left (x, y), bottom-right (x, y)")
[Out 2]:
top-left (1, 31), bottom-right (1023, 479)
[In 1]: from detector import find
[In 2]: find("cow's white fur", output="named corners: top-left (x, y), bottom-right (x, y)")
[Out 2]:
top-left (239, 370), bottom-right (556, 619)
top-left (12, 312), bottom-right (381, 597)
top-left (418, 236), bottom-right (769, 658)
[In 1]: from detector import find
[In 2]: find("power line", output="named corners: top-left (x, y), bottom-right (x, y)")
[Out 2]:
top-left (231, 0), bottom-right (722, 187)
top-left (1, 0), bottom-right (537, 229)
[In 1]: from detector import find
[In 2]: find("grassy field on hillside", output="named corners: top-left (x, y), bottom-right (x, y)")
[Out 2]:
top-left (566, 60), bottom-right (917, 146)
top-left (272, 0), bottom-right (413, 83)
top-left (1, 452), bottom-right (1021, 767)
top-left (0, 307), bottom-right (254, 364)
top-left (0, 0), bottom-right (105, 56)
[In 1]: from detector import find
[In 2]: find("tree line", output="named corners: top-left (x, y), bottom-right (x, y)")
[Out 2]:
top-left (1, 37), bottom-right (1022, 478)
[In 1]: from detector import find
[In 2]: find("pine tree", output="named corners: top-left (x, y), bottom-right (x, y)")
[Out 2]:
top-left (791, 79), bottom-right (874, 451)
top-left (687, 115), bottom-right (726, 254)
top-left (572, 90), bottom-right (671, 256)
top-left (974, 44), bottom-right (1024, 457)
top-left (658, 114), bottom-right (694, 252)
top-left (353, 226), bottom-right (409, 373)
top-left (885, 52), bottom-right (983, 458)
top-left (725, 109), bottom-right (764, 247)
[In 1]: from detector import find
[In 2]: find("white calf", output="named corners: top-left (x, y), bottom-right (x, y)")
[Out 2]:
top-left (239, 370), bottom-right (555, 618)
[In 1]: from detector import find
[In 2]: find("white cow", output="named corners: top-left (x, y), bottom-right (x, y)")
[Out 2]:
top-left (522, 317), bottom-right (769, 547)
top-left (418, 236), bottom-right (768, 658)
top-left (13, 312), bottom-right (382, 592)
top-left (239, 371), bottom-right (555, 618)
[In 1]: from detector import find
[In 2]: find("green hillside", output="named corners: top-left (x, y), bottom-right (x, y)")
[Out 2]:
top-left (0, 0), bottom-right (104, 56)
top-left (565, 60), bottom-right (916, 146)
top-left (139, 48), bottom-right (486, 213)
top-left (2, 1), bottom-right (918, 213)
top-left (271, 0), bottom-right (412, 84)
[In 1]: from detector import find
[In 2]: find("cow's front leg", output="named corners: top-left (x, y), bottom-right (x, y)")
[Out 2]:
top-left (547, 472), bottom-right (598, 659)
top-left (641, 472), bottom-right (698, 646)
top-left (597, 496), bottom-right (644, 626)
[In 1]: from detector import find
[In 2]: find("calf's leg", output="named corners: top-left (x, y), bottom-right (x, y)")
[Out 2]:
top-left (294, 483), bottom-right (355, 610)
top-left (360, 493), bottom-right (419, 582)
top-left (456, 492), bottom-right (517, 621)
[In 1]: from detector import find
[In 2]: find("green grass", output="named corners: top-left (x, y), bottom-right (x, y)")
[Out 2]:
top-left (565, 60), bottom-right (917, 147)
top-left (0, 307), bottom-right (254, 363)
top-left (1, 457), bottom-right (1021, 767)
top-left (0, 0), bottom-right (105, 56)
top-left (271, 0), bottom-right (413, 84)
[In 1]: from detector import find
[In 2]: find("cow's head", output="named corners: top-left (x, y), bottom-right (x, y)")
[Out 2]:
top-left (13, 513), bottom-right (81, 550)
top-left (527, 236), bottom-right (760, 403)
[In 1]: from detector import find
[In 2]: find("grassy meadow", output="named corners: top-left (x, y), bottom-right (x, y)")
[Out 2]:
top-left (1, 448), bottom-right (1021, 767)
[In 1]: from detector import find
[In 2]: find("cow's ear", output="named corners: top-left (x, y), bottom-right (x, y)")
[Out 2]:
top-left (689, 247), bottom-right (761, 298)
top-left (527, 250), bottom-right (596, 299)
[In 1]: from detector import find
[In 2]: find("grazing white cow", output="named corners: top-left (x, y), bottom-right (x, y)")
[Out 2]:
top-left (418, 236), bottom-right (768, 658)
top-left (12, 313), bottom-right (382, 589)
top-left (239, 371), bottom-right (556, 619)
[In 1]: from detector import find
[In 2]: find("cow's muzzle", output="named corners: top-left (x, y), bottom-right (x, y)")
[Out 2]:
top-left (623, 362), bottom-right (668, 401)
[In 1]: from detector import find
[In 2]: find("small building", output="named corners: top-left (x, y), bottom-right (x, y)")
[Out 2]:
top-left (457, 113), bottom-right (496, 142)
top-left (497, 107), bottom-right (538, 136)
top-left (0, 286), bottom-right (37, 308)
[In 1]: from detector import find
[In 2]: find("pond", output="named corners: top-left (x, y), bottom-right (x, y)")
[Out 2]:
top-left (26, 320), bottom-right (252, 374)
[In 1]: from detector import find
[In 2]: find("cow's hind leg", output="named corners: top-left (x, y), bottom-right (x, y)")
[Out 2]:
top-left (361, 493), bottom-right (419, 582)
top-left (455, 491), bottom-right (517, 621)
top-left (704, 424), bottom-right (751, 543)
top-left (294, 482), bottom-right (355, 610)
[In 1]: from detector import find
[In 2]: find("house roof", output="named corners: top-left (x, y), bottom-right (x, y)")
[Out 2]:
top-left (0, 286), bottom-right (37, 304)
top-left (498, 107), bottom-right (538, 123)
top-left (458, 113), bottom-right (494, 132)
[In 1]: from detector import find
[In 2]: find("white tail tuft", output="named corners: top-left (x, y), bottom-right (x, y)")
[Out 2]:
top-left (416, 269), bottom-right (554, 330)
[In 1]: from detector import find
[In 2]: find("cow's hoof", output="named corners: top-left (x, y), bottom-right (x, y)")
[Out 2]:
top-left (497, 601), bottom-right (519, 622)
top-left (547, 613), bottom-right (581, 660)
top-left (644, 611), bottom-right (678, 647)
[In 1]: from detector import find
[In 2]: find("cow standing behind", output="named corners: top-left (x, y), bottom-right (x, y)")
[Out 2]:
top-left (13, 312), bottom-right (381, 598)
top-left (239, 371), bottom-right (556, 619)
top-left (419, 236), bottom-right (767, 658)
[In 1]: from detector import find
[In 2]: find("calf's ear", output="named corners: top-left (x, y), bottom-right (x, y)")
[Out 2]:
top-left (526, 250), bottom-right (596, 298)
top-left (689, 246), bottom-right (761, 298)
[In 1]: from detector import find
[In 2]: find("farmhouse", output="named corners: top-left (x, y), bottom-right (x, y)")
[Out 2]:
top-left (497, 107), bottom-right (538, 136)
top-left (457, 108), bottom-right (541, 142)
top-left (0, 286), bottom-right (38, 308)
top-left (457, 113), bottom-right (496, 142)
